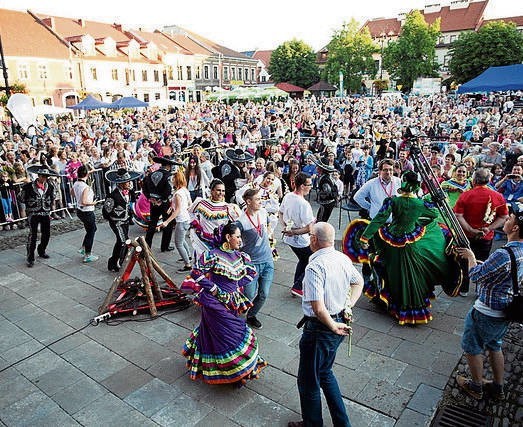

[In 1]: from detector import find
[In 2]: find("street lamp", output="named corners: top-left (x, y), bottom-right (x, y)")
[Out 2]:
top-left (379, 31), bottom-right (394, 80)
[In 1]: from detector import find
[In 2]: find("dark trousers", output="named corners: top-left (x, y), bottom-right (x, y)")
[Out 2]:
top-left (461, 238), bottom-right (493, 293)
top-left (317, 201), bottom-right (336, 223)
top-left (298, 318), bottom-right (351, 427)
top-left (108, 221), bottom-right (129, 270)
top-left (145, 201), bottom-right (173, 251)
top-left (76, 209), bottom-right (97, 255)
top-left (26, 214), bottom-right (51, 261)
top-left (290, 245), bottom-right (313, 291)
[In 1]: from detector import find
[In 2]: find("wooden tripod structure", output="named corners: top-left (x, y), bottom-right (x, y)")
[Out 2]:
top-left (98, 236), bottom-right (187, 318)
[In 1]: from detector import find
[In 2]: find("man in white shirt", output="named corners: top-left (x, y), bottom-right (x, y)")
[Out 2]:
top-left (279, 172), bottom-right (315, 298)
top-left (289, 222), bottom-right (363, 427)
top-left (353, 159), bottom-right (401, 219)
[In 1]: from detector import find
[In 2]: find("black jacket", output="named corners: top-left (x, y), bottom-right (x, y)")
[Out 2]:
top-left (142, 168), bottom-right (172, 203)
top-left (21, 180), bottom-right (56, 216)
top-left (103, 187), bottom-right (129, 223)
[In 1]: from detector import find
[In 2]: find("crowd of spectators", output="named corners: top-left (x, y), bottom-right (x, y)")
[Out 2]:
top-left (1, 91), bottom-right (522, 231)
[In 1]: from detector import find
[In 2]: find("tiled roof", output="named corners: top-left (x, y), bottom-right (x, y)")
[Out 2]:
top-left (252, 50), bottom-right (273, 67)
top-left (424, 1), bottom-right (488, 32)
top-left (482, 16), bottom-right (523, 27)
top-left (179, 27), bottom-right (252, 60)
top-left (275, 82), bottom-right (305, 92)
top-left (161, 31), bottom-right (212, 56)
top-left (127, 29), bottom-right (193, 56)
top-left (364, 0), bottom-right (488, 37)
top-left (34, 12), bottom-right (130, 42)
top-left (308, 81), bottom-right (337, 91)
top-left (364, 18), bottom-right (401, 38)
top-left (0, 8), bottom-right (70, 59)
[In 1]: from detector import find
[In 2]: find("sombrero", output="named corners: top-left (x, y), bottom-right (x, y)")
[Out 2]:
top-left (308, 154), bottom-right (336, 173)
top-left (26, 164), bottom-right (61, 177)
top-left (105, 168), bottom-right (142, 183)
top-left (152, 156), bottom-right (183, 166)
top-left (225, 148), bottom-right (254, 163)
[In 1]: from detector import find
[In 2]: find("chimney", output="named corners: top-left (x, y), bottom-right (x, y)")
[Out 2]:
top-left (42, 17), bottom-right (55, 31)
top-left (114, 23), bottom-right (122, 32)
top-left (77, 18), bottom-right (85, 27)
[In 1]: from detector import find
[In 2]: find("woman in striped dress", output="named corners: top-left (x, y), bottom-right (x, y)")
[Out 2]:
top-left (182, 223), bottom-right (267, 385)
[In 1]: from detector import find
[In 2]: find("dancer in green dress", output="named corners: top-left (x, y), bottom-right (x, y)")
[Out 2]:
top-left (360, 171), bottom-right (450, 325)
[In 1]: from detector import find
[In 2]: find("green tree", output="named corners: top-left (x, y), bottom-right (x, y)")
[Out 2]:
top-left (323, 19), bottom-right (377, 94)
top-left (382, 10), bottom-right (440, 91)
top-left (268, 39), bottom-right (319, 88)
top-left (448, 21), bottom-right (523, 84)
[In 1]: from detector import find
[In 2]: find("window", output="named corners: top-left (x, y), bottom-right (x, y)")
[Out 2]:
top-left (443, 54), bottom-right (451, 67)
top-left (238, 68), bottom-right (242, 80)
top-left (132, 69), bottom-right (136, 81)
top-left (231, 67), bottom-right (236, 80)
top-left (38, 64), bottom-right (48, 79)
top-left (450, 35), bottom-right (456, 43)
top-left (153, 70), bottom-right (160, 82)
top-left (167, 66), bottom-right (173, 80)
top-left (90, 67), bottom-right (98, 80)
top-left (213, 66), bottom-right (218, 80)
top-left (245, 68), bottom-right (249, 81)
top-left (142, 70), bottom-right (148, 81)
top-left (155, 92), bottom-right (161, 100)
top-left (111, 69), bottom-right (118, 80)
top-left (18, 64), bottom-right (29, 80)
top-left (204, 65), bottom-right (209, 79)
top-left (261, 75), bottom-right (267, 83)
top-left (251, 69), bottom-right (255, 82)
top-left (223, 67), bottom-right (229, 81)
top-left (177, 66), bottom-right (183, 80)
top-left (143, 93), bottom-right (150, 102)
top-left (186, 66), bottom-right (192, 80)
top-left (196, 66), bottom-right (201, 79)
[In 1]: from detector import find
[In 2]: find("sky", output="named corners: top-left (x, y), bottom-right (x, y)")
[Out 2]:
top-left (0, 0), bottom-right (520, 52)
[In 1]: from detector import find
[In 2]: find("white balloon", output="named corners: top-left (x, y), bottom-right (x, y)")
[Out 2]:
top-left (6, 93), bottom-right (36, 132)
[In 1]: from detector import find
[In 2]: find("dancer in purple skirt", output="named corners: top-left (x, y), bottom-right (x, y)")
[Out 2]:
top-left (182, 222), bottom-right (267, 385)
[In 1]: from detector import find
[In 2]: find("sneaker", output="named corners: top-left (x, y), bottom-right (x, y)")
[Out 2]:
top-left (456, 375), bottom-right (483, 399)
top-left (83, 254), bottom-right (99, 263)
top-left (177, 265), bottom-right (192, 272)
top-left (38, 253), bottom-right (50, 259)
top-left (26, 259), bottom-right (34, 268)
top-left (483, 381), bottom-right (505, 401)
top-left (291, 288), bottom-right (303, 298)
top-left (78, 248), bottom-right (85, 255)
top-left (247, 316), bottom-right (263, 329)
top-left (459, 291), bottom-right (469, 297)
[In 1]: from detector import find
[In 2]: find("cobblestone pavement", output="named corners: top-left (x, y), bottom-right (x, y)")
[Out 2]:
top-left (0, 205), bottom-right (520, 426)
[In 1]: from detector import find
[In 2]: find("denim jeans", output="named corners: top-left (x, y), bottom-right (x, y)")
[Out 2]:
top-left (76, 209), bottom-right (97, 254)
top-left (244, 261), bottom-right (274, 318)
top-left (174, 220), bottom-right (191, 264)
top-left (290, 245), bottom-right (313, 290)
top-left (297, 317), bottom-right (351, 427)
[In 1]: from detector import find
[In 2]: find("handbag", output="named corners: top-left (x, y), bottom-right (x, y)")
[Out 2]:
top-left (501, 247), bottom-right (523, 322)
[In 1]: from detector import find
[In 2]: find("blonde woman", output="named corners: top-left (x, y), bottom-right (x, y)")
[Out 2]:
top-left (162, 170), bottom-right (193, 272)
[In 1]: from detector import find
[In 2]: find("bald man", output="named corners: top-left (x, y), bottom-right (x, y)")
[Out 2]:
top-left (290, 222), bottom-right (363, 427)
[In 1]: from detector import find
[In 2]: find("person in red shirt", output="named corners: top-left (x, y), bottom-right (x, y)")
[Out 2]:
top-left (454, 168), bottom-right (509, 295)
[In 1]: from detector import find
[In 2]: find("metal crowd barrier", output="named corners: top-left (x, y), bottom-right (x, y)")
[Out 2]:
top-left (0, 168), bottom-right (141, 229)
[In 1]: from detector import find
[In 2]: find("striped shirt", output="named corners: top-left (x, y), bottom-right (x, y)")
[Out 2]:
top-left (471, 241), bottom-right (523, 315)
top-left (302, 246), bottom-right (362, 317)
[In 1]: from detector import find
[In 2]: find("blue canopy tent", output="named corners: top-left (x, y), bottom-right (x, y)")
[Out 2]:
top-left (67, 95), bottom-right (112, 110)
top-left (107, 96), bottom-right (149, 109)
top-left (457, 64), bottom-right (523, 93)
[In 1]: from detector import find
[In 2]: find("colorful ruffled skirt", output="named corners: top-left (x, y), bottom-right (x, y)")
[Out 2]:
top-left (363, 221), bottom-right (451, 325)
top-left (182, 291), bottom-right (267, 384)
